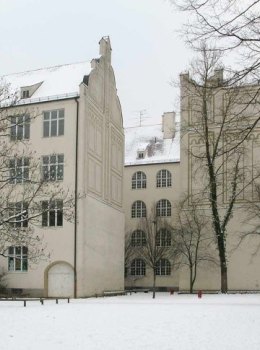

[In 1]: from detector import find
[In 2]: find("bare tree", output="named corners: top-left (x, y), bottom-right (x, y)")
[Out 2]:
top-left (0, 84), bottom-right (75, 267)
top-left (169, 198), bottom-right (217, 293)
top-left (171, 0), bottom-right (260, 82)
top-left (128, 209), bottom-right (176, 299)
top-left (180, 46), bottom-right (260, 292)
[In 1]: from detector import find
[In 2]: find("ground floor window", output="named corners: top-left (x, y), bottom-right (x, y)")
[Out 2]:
top-left (8, 246), bottom-right (28, 271)
top-left (156, 259), bottom-right (171, 276)
top-left (131, 259), bottom-right (146, 276)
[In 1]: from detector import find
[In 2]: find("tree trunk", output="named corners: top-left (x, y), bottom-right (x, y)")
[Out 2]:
top-left (189, 265), bottom-right (193, 294)
top-left (220, 260), bottom-right (228, 293)
top-left (152, 270), bottom-right (156, 299)
top-left (217, 234), bottom-right (228, 293)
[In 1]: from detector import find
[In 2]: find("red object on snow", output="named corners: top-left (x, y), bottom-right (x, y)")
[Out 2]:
top-left (198, 290), bottom-right (202, 298)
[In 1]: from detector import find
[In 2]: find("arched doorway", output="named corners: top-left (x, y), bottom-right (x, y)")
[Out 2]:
top-left (47, 262), bottom-right (74, 297)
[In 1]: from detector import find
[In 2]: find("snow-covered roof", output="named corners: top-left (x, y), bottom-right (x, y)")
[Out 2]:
top-left (1, 61), bottom-right (92, 105)
top-left (124, 123), bottom-right (180, 166)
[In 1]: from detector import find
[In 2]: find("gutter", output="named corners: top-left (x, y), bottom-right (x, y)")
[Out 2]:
top-left (74, 97), bottom-right (79, 298)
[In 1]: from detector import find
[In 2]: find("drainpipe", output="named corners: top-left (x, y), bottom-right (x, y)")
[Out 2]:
top-left (74, 97), bottom-right (79, 298)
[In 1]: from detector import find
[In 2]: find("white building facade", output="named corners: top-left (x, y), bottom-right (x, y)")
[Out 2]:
top-left (0, 37), bottom-right (125, 297)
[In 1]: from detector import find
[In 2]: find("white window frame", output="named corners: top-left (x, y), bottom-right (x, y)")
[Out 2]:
top-left (8, 246), bottom-right (28, 272)
top-left (156, 229), bottom-right (171, 247)
top-left (43, 109), bottom-right (64, 137)
top-left (42, 154), bottom-right (64, 181)
top-left (156, 259), bottom-right (171, 276)
top-left (9, 202), bottom-right (28, 228)
top-left (9, 157), bottom-right (29, 184)
top-left (131, 201), bottom-right (146, 218)
top-left (42, 200), bottom-right (63, 227)
top-left (156, 169), bottom-right (172, 188)
top-left (156, 199), bottom-right (171, 217)
top-left (132, 171), bottom-right (147, 189)
top-left (10, 115), bottom-right (30, 141)
top-left (131, 230), bottom-right (146, 246)
top-left (131, 259), bottom-right (146, 276)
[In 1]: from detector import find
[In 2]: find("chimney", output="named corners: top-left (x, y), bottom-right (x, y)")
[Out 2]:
top-left (162, 112), bottom-right (176, 139)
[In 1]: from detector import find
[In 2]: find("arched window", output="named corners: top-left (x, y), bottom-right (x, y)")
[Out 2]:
top-left (156, 259), bottom-right (171, 276)
top-left (131, 259), bottom-right (146, 276)
top-left (156, 199), bottom-right (171, 217)
top-left (131, 230), bottom-right (146, 246)
top-left (156, 170), bottom-right (172, 188)
top-left (131, 201), bottom-right (146, 218)
top-left (156, 229), bottom-right (171, 247)
top-left (132, 171), bottom-right (147, 189)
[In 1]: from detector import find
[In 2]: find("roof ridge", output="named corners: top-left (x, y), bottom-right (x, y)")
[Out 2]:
top-left (2, 60), bottom-right (91, 77)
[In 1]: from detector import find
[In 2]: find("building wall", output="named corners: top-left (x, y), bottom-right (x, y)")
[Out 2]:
top-left (1, 37), bottom-right (125, 297)
top-left (124, 162), bottom-right (181, 290)
top-left (179, 72), bottom-right (260, 291)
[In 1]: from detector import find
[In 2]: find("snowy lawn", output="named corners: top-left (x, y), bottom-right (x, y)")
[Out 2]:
top-left (1, 293), bottom-right (260, 350)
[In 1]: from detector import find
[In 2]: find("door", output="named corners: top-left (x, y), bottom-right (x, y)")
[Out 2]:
top-left (48, 262), bottom-right (74, 297)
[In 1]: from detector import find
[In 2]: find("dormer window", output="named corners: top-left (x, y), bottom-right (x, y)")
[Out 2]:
top-left (137, 151), bottom-right (145, 159)
top-left (22, 90), bottom-right (29, 99)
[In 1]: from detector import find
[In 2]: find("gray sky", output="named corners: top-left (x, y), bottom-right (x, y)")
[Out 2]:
top-left (0, 0), bottom-right (190, 126)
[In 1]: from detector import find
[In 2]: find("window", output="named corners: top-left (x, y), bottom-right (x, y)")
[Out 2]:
top-left (43, 109), bottom-right (64, 137)
top-left (156, 199), bottom-right (171, 217)
top-left (9, 157), bottom-right (29, 184)
top-left (156, 170), bottom-right (172, 188)
top-left (22, 90), bottom-right (29, 99)
top-left (10, 115), bottom-right (30, 141)
top-left (137, 151), bottom-right (144, 159)
top-left (131, 230), bottom-right (146, 246)
top-left (132, 171), bottom-right (147, 189)
top-left (8, 246), bottom-right (28, 272)
top-left (131, 259), bottom-right (146, 276)
top-left (42, 154), bottom-right (64, 181)
top-left (131, 201), bottom-right (146, 218)
top-left (156, 259), bottom-right (171, 276)
top-left (156, 229), bottom-right (171, 247)
top-left (42, 200), bottom-right (63, 227)
top-left (9, 202), bottom-right (28, 228)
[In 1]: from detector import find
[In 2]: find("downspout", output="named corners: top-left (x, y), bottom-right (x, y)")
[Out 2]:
top-left (74, 97), bottom-right (79, 298)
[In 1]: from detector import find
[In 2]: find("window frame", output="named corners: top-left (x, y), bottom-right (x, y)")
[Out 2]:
top-left (156, 169), bottom-right (172, 188)
top-left (9, 202), bottom-right (28, 228)
top-left (10, 115), bottom-right (30, 141)
top-left (156, 259), bottom-right (171, 276)
top-left (156, 228), bottom-right (171, 247)
top-left (131, 230), bottom-right (146, 247)
top-left (9, 157), bottom-right (29, 184)
top-left (42, 154), bottom-right (64, 182)
top-left (131, 200), bottom-right (147, 218)
top-left (42, 200), bottom-right (63, 227)
top-left (156, 199), bottom-right (171, 217)
top-left (43, 109), bottom-right (64, 137)
top-left (8, 246), bottom-right (28, 272)
top-left (132, 171), bottom-right (147, 189)
top-left (130, 259), bottom-right (146, 276)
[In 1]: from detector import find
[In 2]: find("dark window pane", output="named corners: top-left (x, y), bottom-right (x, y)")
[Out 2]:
top-left (44, 112), bottom-right (50, 121)
top-left (57, 210), bottom-right (63, 226)
top-left (49, 210), bottom-right (55, 226)
top-left (24, 123), bottom-right (30, 139)
top-left (51, 110), bottom-right (57, 120)
top-left (51, 120), bottom-right (57, 136)
top-left (15, 258), bottom-right (21, 271)
top-left (58, 119), bottom-right (64, 135)
top-left (42, 212), bottom-right (48, 226)
top-left (22, 259), bottom-right (28, 271)
top-left (43, 121), bottom-right (49, 137)
top-left (8, 257), bottom-right (14, 271)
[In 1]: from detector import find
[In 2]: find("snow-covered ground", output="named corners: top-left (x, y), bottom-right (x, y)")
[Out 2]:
top-left (1, 293), bottom-right (260, 350)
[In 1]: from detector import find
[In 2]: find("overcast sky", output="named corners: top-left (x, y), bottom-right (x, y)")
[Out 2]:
top-left (0, 0), bottom-right (190, 126)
